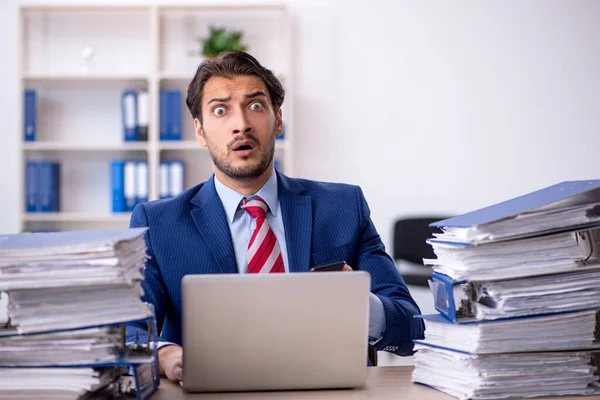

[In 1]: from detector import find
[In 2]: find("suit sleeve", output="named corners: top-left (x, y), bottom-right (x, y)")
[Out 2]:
top-left (354, 186), bottom-right (425, 356)
top-left (126, 203), bottom-right (170, 343)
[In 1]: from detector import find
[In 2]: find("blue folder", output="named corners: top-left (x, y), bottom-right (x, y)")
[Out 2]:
top-left (24, 90), bottom-right (36, 142)
top-left (169, 90), bottom-right (182, 141)
top-left (432, 180), bottom-right (600, 229)
top-left (159, 90), bottom-right (170, 141)
top-left (111, 160), bottom-right (126, 213)
top-left (122, 90), bottom-right (138, 142)
top-left (25, 161), bottom-right (38, 212)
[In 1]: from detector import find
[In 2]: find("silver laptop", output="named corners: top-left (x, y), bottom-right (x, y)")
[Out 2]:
top-left (181, 271), bottom-right (370, 392)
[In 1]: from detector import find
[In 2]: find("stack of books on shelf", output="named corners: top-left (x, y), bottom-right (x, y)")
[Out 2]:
top-left (0, 228), bottom-right (158, 400)
top-left (25, 160), bottom-right (61, 213)
top-left (412, 180), bottom-right (600, 400)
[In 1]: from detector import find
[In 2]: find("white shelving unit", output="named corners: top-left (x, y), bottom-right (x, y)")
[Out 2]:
top-left (18, 4), bottom-right (294, 232)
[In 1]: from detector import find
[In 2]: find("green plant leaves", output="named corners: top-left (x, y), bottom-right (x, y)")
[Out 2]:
top-left (201, 26), bottom-right (248, 58)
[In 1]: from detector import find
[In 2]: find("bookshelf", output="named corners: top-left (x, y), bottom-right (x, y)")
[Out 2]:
top-left (18, 4), bottom-right (294, 232)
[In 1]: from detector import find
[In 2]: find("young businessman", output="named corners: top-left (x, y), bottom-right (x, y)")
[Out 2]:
top-left (128, 51), bottom-right (424, 381)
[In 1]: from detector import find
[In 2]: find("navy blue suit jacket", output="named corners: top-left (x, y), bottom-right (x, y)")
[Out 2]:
top-left (128, 171), bottom-right (424, 356)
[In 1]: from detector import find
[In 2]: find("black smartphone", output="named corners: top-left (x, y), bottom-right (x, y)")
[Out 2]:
top-left (309, 261), bottom-right (346, 272)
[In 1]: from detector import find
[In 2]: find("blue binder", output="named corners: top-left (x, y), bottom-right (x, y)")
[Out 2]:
top-left (37, 162), bottom-right (54, 212)
top-left (135, 161), bottom-right (149, 204)
top-left (432, 180), bottom-right (600, 230)
top-left (159, 90), bottom-right (169, 141)
top-left (429, 272), bottom-right (468, 323)
top-left (50, 162), bottom-right (60, 212)
top-left (169, 90), bottom-right (182, 141)
top-left (122, 90), bottom-right (138, 142)
top-left (24, 90), bottom-right (36, 142)
top-left (25, 161), bottom-right (38, 212)
top-left (111, 160), bottom-right (126, 213)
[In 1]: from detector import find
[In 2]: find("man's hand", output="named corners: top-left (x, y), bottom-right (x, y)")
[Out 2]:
top-left (342, 264), bottom-right (353, 271)
top-left (158, 344), bottom-right (183, 382)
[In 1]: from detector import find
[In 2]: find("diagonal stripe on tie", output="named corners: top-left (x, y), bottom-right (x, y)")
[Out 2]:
top-left (241, 197), bottom-right (284, 274)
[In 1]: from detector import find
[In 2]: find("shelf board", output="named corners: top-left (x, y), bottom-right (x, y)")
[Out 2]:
top-left (159, 141), bottom-right (204, 151)
top-left (22, 73), bottom-right (149, 82)
top-left (23, 142), bottom-right (149, 152)
top-left (158, 140), bottom-right (287, 151)
top-left (22, 212), bottom-right (132, 223)
top-left (159, 72), bottom-right (192, 81)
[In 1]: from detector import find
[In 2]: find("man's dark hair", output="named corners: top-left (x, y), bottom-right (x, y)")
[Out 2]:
top-left (186, 51), bottom-right (285, 124)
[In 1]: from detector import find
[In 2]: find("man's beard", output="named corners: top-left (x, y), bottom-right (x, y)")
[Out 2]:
top-left (205, 131), bottom-right (275, 183)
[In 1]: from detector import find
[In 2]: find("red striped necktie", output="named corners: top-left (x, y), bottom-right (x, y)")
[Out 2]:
top-left (240, 197), bottom-right (284, 274)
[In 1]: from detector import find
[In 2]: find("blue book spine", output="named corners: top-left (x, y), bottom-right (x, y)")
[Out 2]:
top-left (170, 90), bottom-right (182, 141)
top-left (24, 90), bottom-right (36, 141)
top-left (50, 162), bottom-right (60, 212)
top-left (168, 160), bottom-right (184, 197)
top-left (159, 161), bottom-right (170, 199)
top-left (122, 90), bottom-right (138, 142)
top-left (25, 161), bottom-right (38, 212)
top-left (135, 160), bottom-right (149, 204)
top-left (124, 161), bottom-right (137, 211)
top-left (37, 162), bottom-right (53, 212)
top-left (111, 160), bottom-right (126, 213)
top-left (159, 90), bottom-right (170, 141)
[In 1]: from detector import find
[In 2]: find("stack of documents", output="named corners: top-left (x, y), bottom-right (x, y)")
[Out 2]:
top-left (0, 228), bottom-right (155, 399)
top-left (0, 326), bottom-right (124, 366)
top-left (0, 367), bottom-right (116, 400)
top-left (413, 346), bottom-right (600, 399)
top-left (416, 310), bottom-right (599, 354)
top-left (0, 228), bottom-right (151, 334)
top-left (412, 180), bottom-right (600, 399)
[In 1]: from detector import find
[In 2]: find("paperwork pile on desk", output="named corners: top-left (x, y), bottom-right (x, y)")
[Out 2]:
top-left (0, 228), bottom-right (156, 400)
top-left (411, 180), bottom-right (600, 400)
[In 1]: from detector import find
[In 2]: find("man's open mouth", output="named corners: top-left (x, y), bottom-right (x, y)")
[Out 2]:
top-left (232, 140), bottom-right (256, 156)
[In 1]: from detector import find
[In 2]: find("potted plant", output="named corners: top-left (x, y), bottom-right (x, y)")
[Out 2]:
top-left (199, 26), bottom-right (248, 59)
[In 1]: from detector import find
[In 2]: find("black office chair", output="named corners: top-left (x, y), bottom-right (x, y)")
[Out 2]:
top-left (393, 217), bottom-right (449, 287)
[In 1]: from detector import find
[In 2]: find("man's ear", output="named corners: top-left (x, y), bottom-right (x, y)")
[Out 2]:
top-left (275, 108), bottom-right (284, 138)
top-left (194, 118), bottom-right (207, 147)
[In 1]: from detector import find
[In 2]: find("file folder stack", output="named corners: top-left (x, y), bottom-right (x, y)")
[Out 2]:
top-left (411, 180), bottom-right (600, 399)
top-left (0, 228), bottom-right (159, 400)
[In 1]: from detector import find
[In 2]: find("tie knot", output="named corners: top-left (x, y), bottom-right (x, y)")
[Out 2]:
top-left (241, 197), bottom-right (268, 220)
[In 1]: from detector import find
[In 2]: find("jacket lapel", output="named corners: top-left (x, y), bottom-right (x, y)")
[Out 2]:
top-left (189, 176), bottom-right (238, 274)
top-left (277, 171), bottom-right (313, 273)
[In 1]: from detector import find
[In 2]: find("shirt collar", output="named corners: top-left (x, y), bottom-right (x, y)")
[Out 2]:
top-left (213, 169), bottom-right (279, 223)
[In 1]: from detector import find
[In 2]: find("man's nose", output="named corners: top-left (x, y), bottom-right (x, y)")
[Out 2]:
top-left (232, 112), bottom-right (253, 135)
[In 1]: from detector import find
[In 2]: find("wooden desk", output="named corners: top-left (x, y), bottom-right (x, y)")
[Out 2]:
top-left (151, 366), bottom-right (591, 399)
top-left (152, 366), bottom-right (447, 399)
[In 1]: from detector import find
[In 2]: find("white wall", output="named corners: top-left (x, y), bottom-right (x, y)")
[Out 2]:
top-left (1, 0), bottom-right (600, 258)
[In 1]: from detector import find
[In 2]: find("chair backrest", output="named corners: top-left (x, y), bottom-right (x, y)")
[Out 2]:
top-left (393, 217), bottom-right (449, 264)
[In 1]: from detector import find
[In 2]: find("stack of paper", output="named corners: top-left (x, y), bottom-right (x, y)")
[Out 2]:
top-left (417, 310), bottom-right (599, 354)
top-left (0, 368), bottom-right (115, 400)
top-left (0, 229), bottom-right (151, 334)
top-left (0, 228), bottom-right (153, 399)
top-left (0, 326), bottom-right (124, 366)
top-left (426, 229), bottom-right (596, 281)
top-left (413, 346), bottom-right (600, 400)
top-left (412, 180), bottom-right (600, 399)
top-left (467, 268), bottom-right (600, 320)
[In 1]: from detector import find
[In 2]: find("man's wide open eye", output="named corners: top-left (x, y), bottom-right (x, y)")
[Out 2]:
top-left (213, 107), bottom-right (226, 116)
top-left (249, 102), bottom-right (264, 111)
